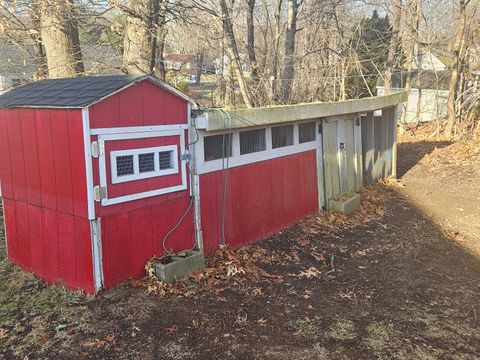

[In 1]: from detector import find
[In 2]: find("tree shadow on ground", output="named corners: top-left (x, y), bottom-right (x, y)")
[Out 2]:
top-left (397, 140), bottom-right (451, 177)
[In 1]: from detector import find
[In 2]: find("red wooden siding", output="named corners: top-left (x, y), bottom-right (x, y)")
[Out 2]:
top-left (88, 80), bottom-right (188, 129)
top-left (88, 80), bottom-right (195, 288)
top-left (200, 151), bottom-right (319, 253)
top-left (0, 108), bottom-right (92, 293)
top-left (101, 196), bottom-right (195, 288)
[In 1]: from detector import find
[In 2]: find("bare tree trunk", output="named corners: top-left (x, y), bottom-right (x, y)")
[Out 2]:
top-left (195, 47), bottom-right (204, 85)
top-left (246, 0), bottom-right (260, 82)
top-left (123, 0), bottom-right (160, 75)
top-left (280, 0), bottom-right (299, 103)
top-left (271, 0), bottom-right (283, 101)
top-left (445, 0), bottom-right (468, 137)
top-left (155, 7), bottom-right (167, 81)
top-left (219, 0), bottom-right (253, 108)
top-left (40, 0), bottom-right (84, 78)
top-left (384, 0), bottom-right (402, 94)
top-left (399, 0), bottom-right (421, 130)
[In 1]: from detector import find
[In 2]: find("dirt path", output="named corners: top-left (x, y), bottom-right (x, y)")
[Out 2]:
top-left (1, 137), bottom-right (480, 359)
top-left (397, 137), bottom-right (480, 255)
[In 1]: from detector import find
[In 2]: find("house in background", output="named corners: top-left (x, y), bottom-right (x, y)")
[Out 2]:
top-left (377, 70), bottom-right (450, 123)
top-left (377, 43), bottom-right (454, 123)
top-left (412, 43), bottom-right (452, 71)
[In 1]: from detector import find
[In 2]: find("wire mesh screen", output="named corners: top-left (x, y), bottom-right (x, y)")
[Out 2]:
top-left (298, 122), bottom-right (316, 143)
top-left (159, 151), bottom-right (174, 170)
top-left (272, 125), bottom-right (294, 148)
top-left (204, 133), bottom-right (233, 161)
top-left (116, 155), bottom-right (134, 176)
top-left (240, 128), bottom-right (266, 155)
top-left (139, 153), bottom-right (155, 173)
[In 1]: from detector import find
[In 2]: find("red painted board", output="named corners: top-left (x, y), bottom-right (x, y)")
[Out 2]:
top-left (51, 110), bottom-right (74, 214)
top-left (67, 110), bottom-right (88, 218)
top-left (74, 217), bottom-right (94, 293)
top-left (118, 84), bottom-right (144, 127)
top-left (35, 109), bottom-right (58, 210)
top-left (14, 201), bottom-right (30, 270)
top-left (200, 151), bottom-right (318, 252)
top-left (42, 208), bottom-right (60, 283)
top-left (89, 94), bottom-right (120, 129)
top-left (6, 110), bottom-right (28, 202)
top-left (28, 204), bottom-right (44, 279)
top-left (19, 109), bottom-right (42, 206)
top-left (0, 110), bottom-right (14, 199)
top-left (102, 212), bottom-right (131, 288)
top-left (141, 81), bottom-right (166, 124)
top-left (3, 198), bottom-right (18, 263)
top-left (57, 212), bottom-right (76, 289)
top-left (128, 207), bottom-right (154, 279)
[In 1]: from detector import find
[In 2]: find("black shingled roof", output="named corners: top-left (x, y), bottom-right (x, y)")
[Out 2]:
top-left (0, 75), bottom-right (145, 108)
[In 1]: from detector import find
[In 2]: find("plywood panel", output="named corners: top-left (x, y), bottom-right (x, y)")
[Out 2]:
top-left (58, 212), bottom-right (76, 289)
top-left (344, 119), bottom-right (356, 193)
top-left (361, 113), bottom-right (375, 185)
top-left (14, 201), bottom-right (30, 270)
top-left (35, 109), bottom-right (58, 210)
top-left (6, 110), bottom-right (27, 202)
top-left (19, 109), bottom-right (42, 206)
top-left (28, 204), bottom-right (44, 279)
top-left (354, 117), bottom-right (363, 192)
top-left (3, 198), bottom-right (18, 263)
top-left (67, 110), bottom-right (88, 218)
top-left (51, 110), bottom-right (74, 214)
top-left (74, 217), bottom-right (94, 293)
top-left (323, 120), bottom-right (341, 203)
top-left (200, 151), bottom-right (318, 251)
top-left (42, 208), bottom-right (60, 283)
top-left (0, 110), bottom-right (14, 199)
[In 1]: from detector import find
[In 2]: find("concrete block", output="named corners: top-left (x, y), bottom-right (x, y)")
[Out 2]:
top-left (154, 251), bottom-right (205, 283)
top-left (329, 192), bottom-right (361, 215)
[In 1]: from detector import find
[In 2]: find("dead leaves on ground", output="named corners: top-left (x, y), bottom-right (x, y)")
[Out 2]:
top-left (0, 328), bottom-right (7, 340)
top-left (301, 185), bottom-right (389, 238)
top-left (135, 184), bottom-right (391, 298)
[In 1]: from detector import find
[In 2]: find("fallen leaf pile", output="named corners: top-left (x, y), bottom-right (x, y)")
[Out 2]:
top-left (134, 184), bottom-right (390, 297)
top-left (301, 185), bottom-right (389, 237)
top-left (135, 246), bottom-right (281, 297)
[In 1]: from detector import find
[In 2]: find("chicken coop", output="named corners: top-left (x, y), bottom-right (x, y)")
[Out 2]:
top-left (0, 74), bottom-right (407, 293)
top-left (0, 75), bottom-right (198, 293)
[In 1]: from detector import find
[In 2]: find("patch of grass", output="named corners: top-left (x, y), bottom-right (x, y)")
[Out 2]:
top-left (328, 318), bottom-right (357, 340)
top-left (0, 205), bottom-right (91, 356)
top-left (287, 317), bottom-right (318, 337)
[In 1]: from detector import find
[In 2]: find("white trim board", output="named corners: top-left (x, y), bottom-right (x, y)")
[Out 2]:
top-left (90, 124), bottom-right (188, 135)
top-left (82, 108), bottom-right (96, 220)
top-left (195, 121), bottom-right (320, 174)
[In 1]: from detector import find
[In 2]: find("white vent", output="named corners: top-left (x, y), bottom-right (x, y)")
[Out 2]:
top-left (111, 145), bottom-right (179, 184)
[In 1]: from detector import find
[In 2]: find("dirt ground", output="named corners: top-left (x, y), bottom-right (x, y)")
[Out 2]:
top-left (1, 132), bottom-right (479, 359)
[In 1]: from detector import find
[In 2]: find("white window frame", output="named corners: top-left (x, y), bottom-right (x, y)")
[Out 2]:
top-left (95, 126), bottom-right (188, 206)
top-left (110, 145), bottom-right (179, 184)
top-left (195, 121), bottom-right (320, 174)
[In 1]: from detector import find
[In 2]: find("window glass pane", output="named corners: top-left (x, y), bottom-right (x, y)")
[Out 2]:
top-left (139, 153), bottom-right (155, 173)
top-left (240, 128), bottom-right (266, 155)
top-left (271, 125), bottom-right (294, 148)
top-left (204, 133), bottom-right (233, 161)
top-left (299, 122), bottom-right (316, 143)
top-left (116, 155), bottom-right (134, 176)
top-left (159, 151), bottom-right (173, 170)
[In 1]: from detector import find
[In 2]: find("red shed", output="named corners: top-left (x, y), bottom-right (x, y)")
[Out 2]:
top-left (0, 75), bottom-right (198, 293)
